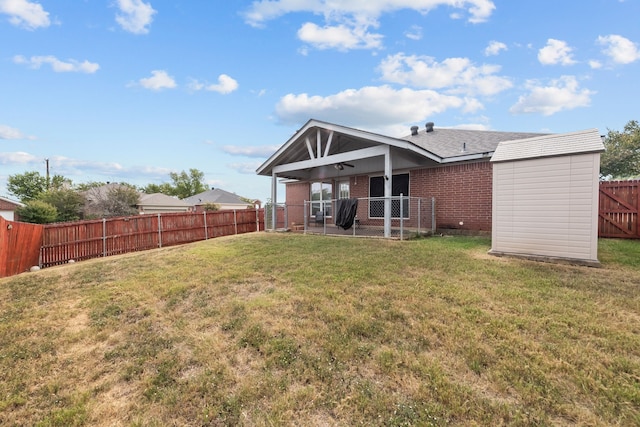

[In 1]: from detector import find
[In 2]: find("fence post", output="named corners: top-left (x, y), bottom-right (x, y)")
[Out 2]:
top-left (431, 197), bottom-right (436, 232)
top-left (322, 200), bottom-right (326, 234)
top-left (102, 218), bottom-right (107, 257)
top-left (418, 198), bottom-right (421, 235)
top-left (303, 202), bottom-right (308, 233)
top-left (256, 208), bottom-right (260, 232)
top-left (203, 211), bottom-right (208, 240)
top-left (284, 205), bottom-right (288, 230)
top-left (234, 210), bottom-right (238, 235)
top-left (400, 193), bottom-right (404, 240)
top-left (157, 213), bottom-right (162, 248)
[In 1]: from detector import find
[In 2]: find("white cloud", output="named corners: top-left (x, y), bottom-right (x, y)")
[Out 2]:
top-left (297, 22), bottom-right (383, 51)
top-left (244, 0), bottom-right (495, 26)
top-left (243, 1), bottom-right (494, 51)
top-left (0, 151), bottom-right (40, 164)
top-left (222, 145), bottom-right (281, 158)
top-left (0, 124), bottom-right (35, 140)
top-left (47, 155), bottom-right (123, 174)
top-left (275, 85), bottom-right (473, 135)
top-left (404, 25), bottom-right (422, 41)
top-left (450, 123), bottom-right (490, 130)
top-left (589, 60), bottom-right (602, 69)
top-left (597, 34), bottom-right (640, 64)
top-left (0, 0), bottom-right (49, 29)
top-left (538, 39), bottom-right (576, 65)
top-left (35, 154), bottom-right (172, 179)
top-left (484, 40), bottom-right (507, 56)
top-left (138, 70), bottom-right (177, 91)
top-left (115, 0), bottom-right (156, 34)
top-left (190, 74), bottom-right (239, 94)
top-left (377, 53), bottom-right (512, 96)
top-left (509, 76), bottom-right (594, 116)
top-left (13, 55), bottom-right (100, 73)
top-left (228, 162), bottom-right (264, 175)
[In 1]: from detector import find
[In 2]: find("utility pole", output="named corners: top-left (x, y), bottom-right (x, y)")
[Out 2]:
top-left (45, 158), bottom-right (50, 190)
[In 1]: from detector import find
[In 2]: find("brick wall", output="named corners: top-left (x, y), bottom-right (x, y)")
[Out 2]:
top-left (285, 181), bottom-right (310, 226)
top-left (0, 199), bottom-right (20, 210)
top-left (285, 160), bottom-right (493, 232)
top-left (411, 161), bottom-right (493, 231)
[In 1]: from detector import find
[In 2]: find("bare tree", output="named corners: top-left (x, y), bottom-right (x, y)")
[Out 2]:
top-left (84, 184), bottom-right (140, 218)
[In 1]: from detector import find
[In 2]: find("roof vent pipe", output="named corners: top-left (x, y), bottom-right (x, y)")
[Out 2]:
top-left (410, 126), bottom-right (419, 136)
top-left (426, 122), bottom-right (434, 132)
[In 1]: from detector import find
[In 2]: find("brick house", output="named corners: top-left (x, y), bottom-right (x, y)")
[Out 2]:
top-left (257, 119), bottom-right (550, 236)
top-left (0, 196), bottom-right (24, 221)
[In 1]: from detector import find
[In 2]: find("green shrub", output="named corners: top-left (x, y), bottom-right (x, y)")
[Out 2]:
top-left (16, 200), bottom-right (58, 224)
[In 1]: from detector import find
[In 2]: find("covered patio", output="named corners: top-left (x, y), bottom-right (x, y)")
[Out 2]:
top-left (256, 119), bottom-right (441, 237)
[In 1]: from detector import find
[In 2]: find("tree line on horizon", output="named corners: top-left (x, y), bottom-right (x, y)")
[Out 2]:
top-left (6, 169), bottom-right (212, 224)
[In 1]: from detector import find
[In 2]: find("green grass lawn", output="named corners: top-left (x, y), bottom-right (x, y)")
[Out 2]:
top-left (0, 233), bottom-right (639, 426)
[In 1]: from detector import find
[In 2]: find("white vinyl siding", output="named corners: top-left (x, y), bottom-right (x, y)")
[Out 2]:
top-left (0, 211), bottom-right (15, 221)
top-left (491, 153), bottom-right (600, 262)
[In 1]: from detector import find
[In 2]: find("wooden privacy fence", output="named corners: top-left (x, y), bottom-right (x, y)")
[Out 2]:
top-left (599, 180), bottom-right (639, 239)
top-left (40, 209), bottom-right (264, 269)
top-left (0, 216), bottom-right (43, 278)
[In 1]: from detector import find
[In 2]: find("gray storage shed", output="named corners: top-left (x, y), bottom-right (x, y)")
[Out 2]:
top-left (489, 129), bottom-right (605, 266)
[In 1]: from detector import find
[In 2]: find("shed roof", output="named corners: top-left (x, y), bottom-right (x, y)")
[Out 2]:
top-left (491, 128), bottom-right (604, 163)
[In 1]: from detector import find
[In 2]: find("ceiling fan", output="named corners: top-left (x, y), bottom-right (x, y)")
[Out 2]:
top-left (334, 162), bottom-right (354, 170)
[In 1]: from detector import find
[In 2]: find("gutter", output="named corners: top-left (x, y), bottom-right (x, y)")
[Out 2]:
top-left (440, 152), bottom-right (494, 163)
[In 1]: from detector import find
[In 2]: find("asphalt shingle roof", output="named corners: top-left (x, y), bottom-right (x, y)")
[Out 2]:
top-left (491, 128), bottom-right (604, 162)
top-left (138, 193), bottom-right (192, 207)
top-left (400, 128), bottom-right (549, 159)
top-left (182, 188), bottom-right (251, 206)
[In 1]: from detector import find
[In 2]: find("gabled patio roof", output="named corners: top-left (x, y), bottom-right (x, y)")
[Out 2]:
top-left (257, 119), bottom-right (440, 181)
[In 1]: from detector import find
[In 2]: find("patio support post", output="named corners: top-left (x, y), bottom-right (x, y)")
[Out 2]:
top-left (384, 146), bottom-right (392, 238)
top-left (271, 171), bottom-right (278, 231)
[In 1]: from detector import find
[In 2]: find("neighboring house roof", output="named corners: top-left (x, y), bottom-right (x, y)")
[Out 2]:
top-left (491, 129), bottom-right (605, 163)
top-left (182, 188), bottom-right (252, 206)
top-left (138, 193), bottom-right (192, 208)
top-left (0, 196), bottom-right (24, 208)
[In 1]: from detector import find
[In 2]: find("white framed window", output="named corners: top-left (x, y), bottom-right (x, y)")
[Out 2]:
top-left (337, 180), bottom-right (350, 199)
top-left (311, 182), bottom-right (332, 217)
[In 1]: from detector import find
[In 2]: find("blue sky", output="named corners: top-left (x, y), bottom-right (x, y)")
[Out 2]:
top-left (1, 0), bottom-right (639, 203)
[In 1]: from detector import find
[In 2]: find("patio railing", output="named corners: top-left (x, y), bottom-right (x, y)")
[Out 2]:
top-left (266, 196), bottom-right (435, 240)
